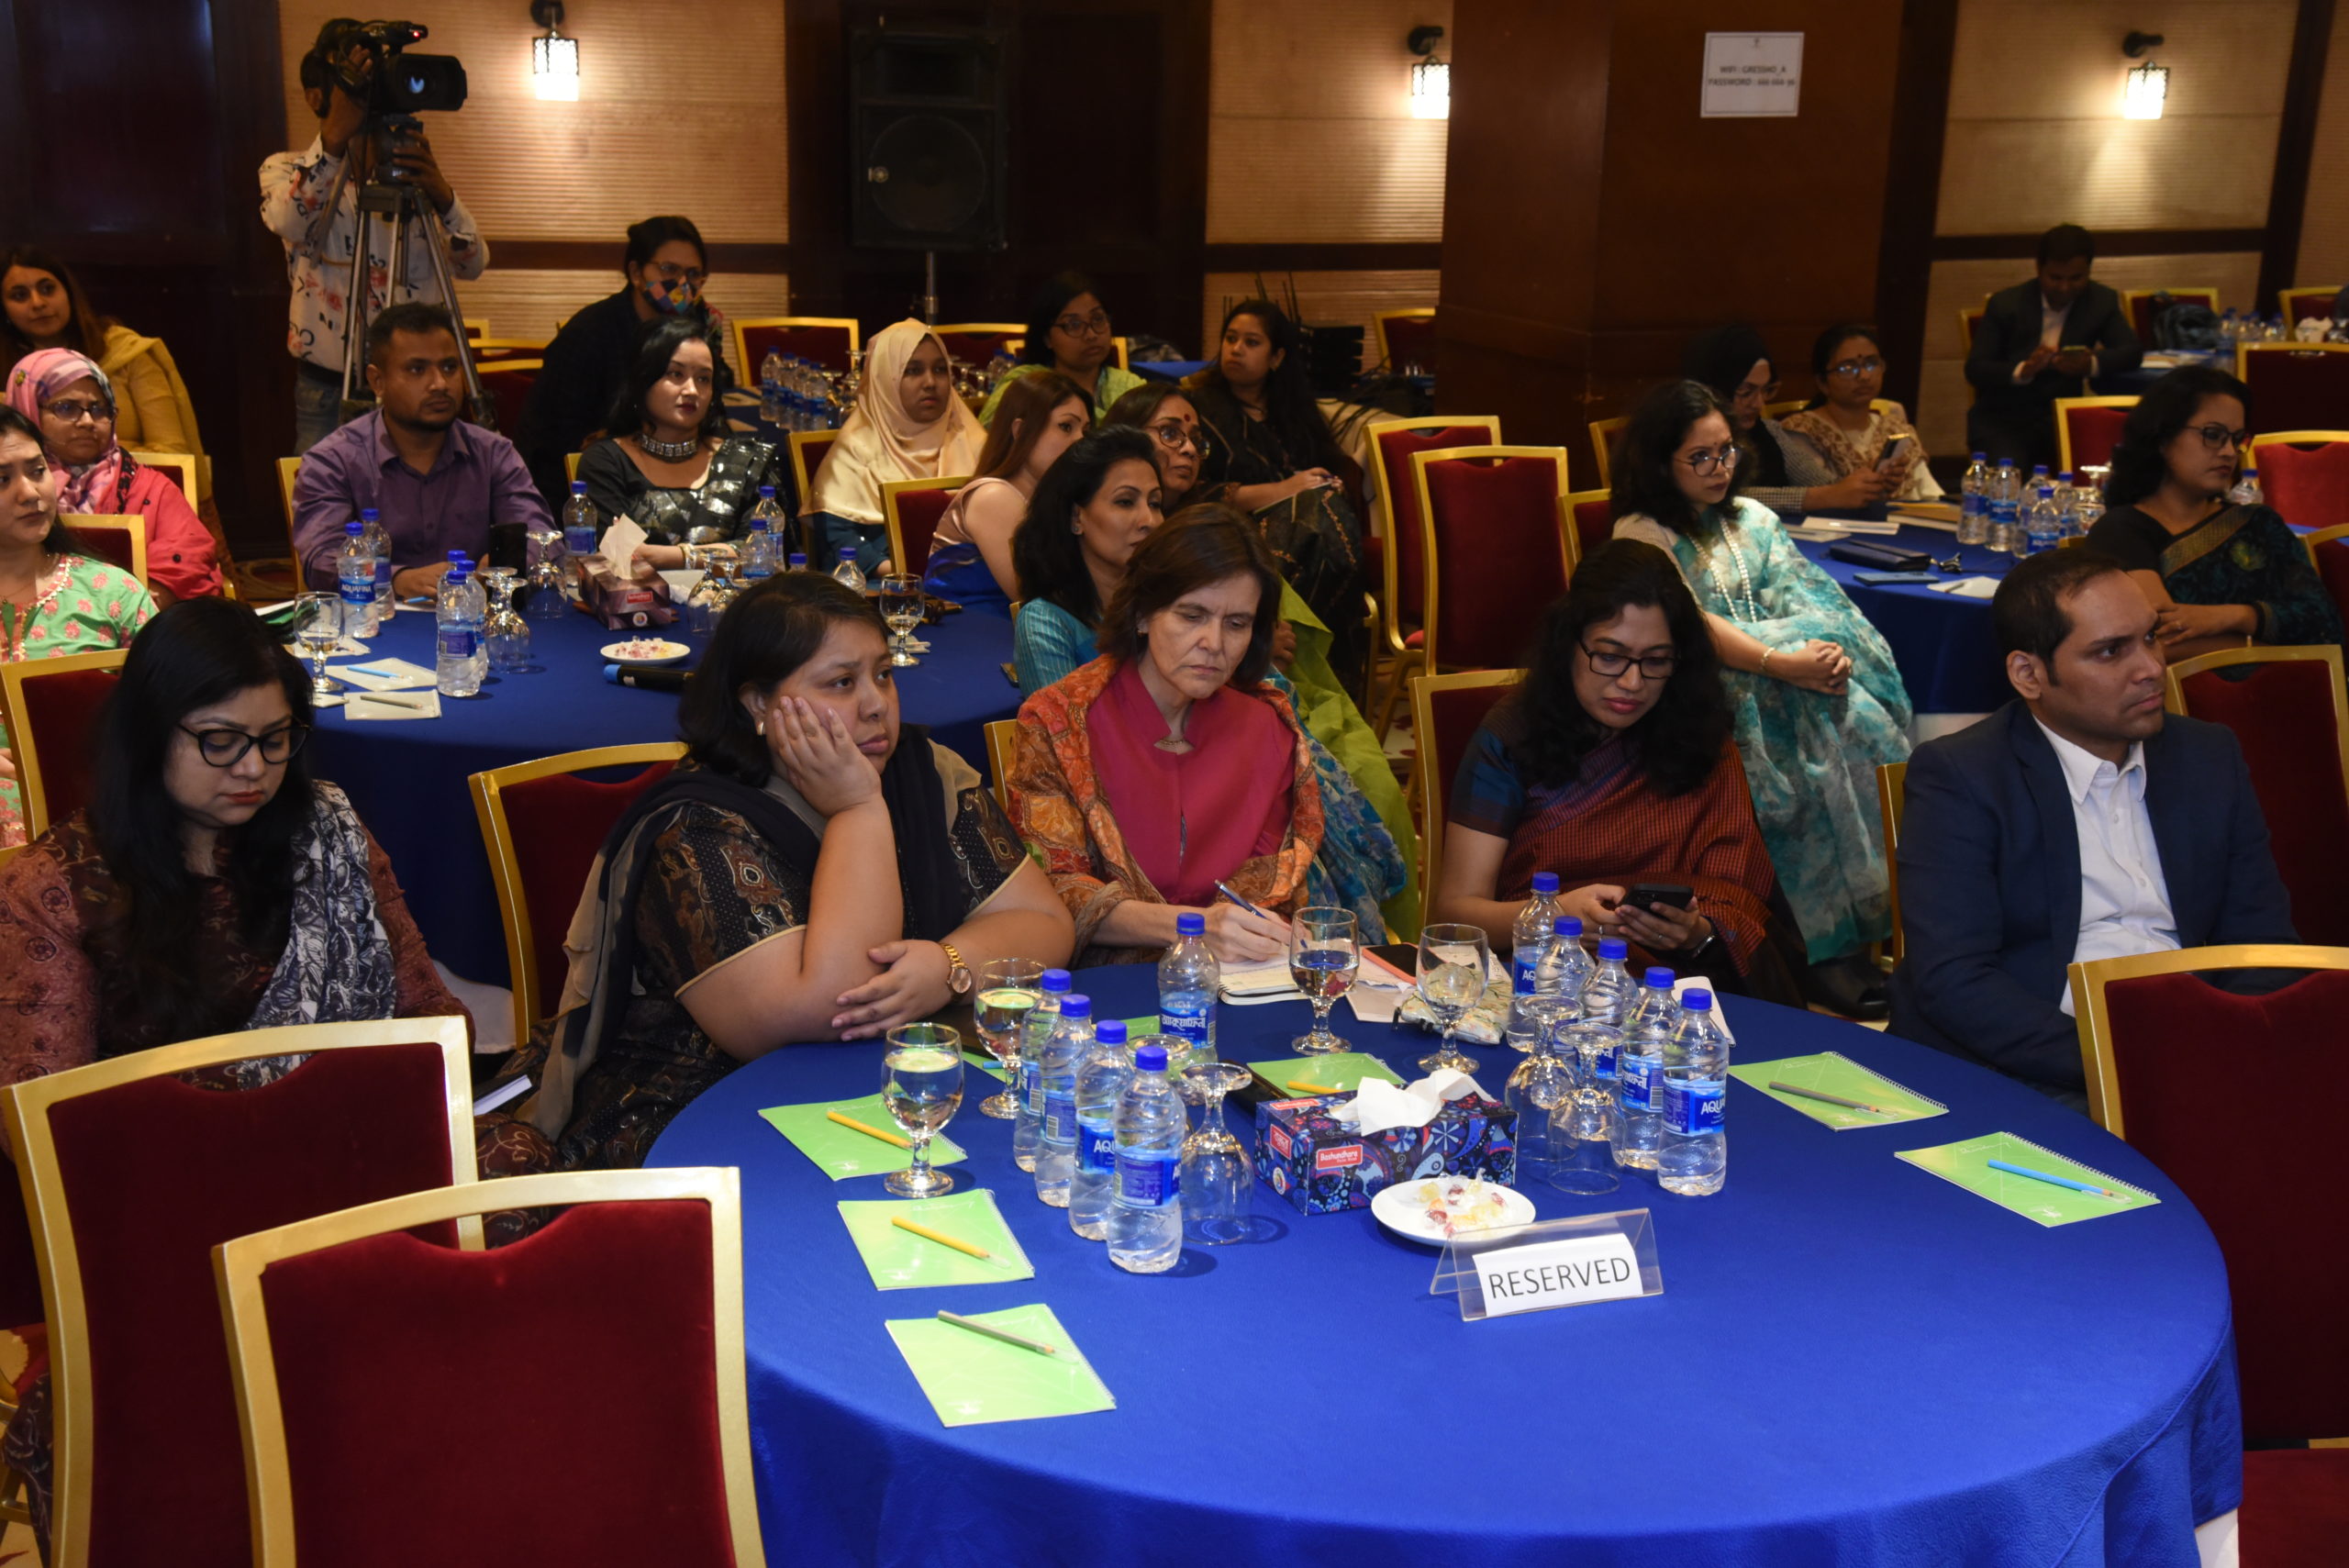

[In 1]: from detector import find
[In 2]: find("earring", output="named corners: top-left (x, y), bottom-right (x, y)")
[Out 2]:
top-left (755, 718), bottom-right (766, 736)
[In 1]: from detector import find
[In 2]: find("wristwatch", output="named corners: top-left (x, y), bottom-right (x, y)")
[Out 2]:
top-left (939, 940), bottom-right (974, 996)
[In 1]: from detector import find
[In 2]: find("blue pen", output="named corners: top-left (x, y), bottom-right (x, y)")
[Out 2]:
top-left (1987, 1158), bottom-right (2121, 1199)
top-left (1212, 880), bottom-right (1267, 918)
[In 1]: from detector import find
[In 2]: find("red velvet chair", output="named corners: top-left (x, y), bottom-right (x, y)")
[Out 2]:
top-left (928, 322), bottom-right (1025, 372)
top-left (1566, 488), bottom-right (1612, 565)
top-left (2165, 645), bottom-right (2349, 947)
top-left (214, 1168), bottom-right (763, 1568)
top-left (470, 743), bottom-right (685, 1047)
top-left (2306, 525), bottom-right (2349, 628)
top-left (2251, 433), bottom-right (2349, 532)
top-left (1364, 417), bottom-right (1502, 738)
top-left (1408, 669), bottom-right (1523, 899)
top-left (733, 317), bottom-right (861, 377)
top-left (2054, 396), bottom-right (2136, 475)
top-left (2239, 343), bottom-right (2349, 437)
top-left (881, 475), bottom-right (965, 577)
top-left (1410, 445), bottom-right (1575, 674)
top-left (2120, 287), bottom-right (2221, 346)
top-left (1, 1018), bottom-right (476, 1568)
top-left (2069, 947), bottom-right (2349, 1442)
top-left (0, 647), bottom-right (127, 840)
top-left (1374, 309), bottom-right (1436, 376)
top-left (2241, 1449), bottom-right (2349, 1567)
top-left (790, 428), bottom-right (842, 519)
top-left (56, 517), bottom-right (145, 586)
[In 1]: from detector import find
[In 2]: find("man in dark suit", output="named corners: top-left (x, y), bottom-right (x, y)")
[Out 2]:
top-left (1965, 225), bottom-right (2144, 470)
top-left (1887, 550), bottom-right (2294, 1106)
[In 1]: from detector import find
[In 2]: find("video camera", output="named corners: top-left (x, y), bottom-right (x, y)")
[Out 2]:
top-left (319, 18), bottom-right (468, 118)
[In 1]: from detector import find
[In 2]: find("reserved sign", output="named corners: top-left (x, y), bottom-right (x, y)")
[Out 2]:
top-left (1474, 1232), bottom-right (1643, 1317)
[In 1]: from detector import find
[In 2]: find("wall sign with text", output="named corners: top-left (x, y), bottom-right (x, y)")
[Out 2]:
top-left (1701, 32), bottom-right (1804, 118)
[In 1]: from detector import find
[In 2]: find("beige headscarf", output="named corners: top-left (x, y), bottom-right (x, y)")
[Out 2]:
top-left (806, 318), bottom-right (986, 526)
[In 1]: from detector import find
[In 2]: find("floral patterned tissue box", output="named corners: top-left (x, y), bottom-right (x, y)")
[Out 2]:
top-left (1254, 1093), bottom-right (1517, 1215)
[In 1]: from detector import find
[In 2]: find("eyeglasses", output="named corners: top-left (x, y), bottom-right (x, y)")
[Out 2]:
top-left (2188, 423), bottom-right (2252, 450)
top-left (1581, 644), bottom-right (1676, 680)
top-left (1826, 357), bottom-right (1886, 379)
top-left (1146, 420), bottom-right (1198, 452)
top-left (1678, 445), bottom-right (1742, 475)
top-left (178, 722), bottom-right (311, 767)
top-left (1052, 312), bottom-right (1111, 338)
top-left (646, 261), bottom-right (707, 285)
top-left (41, 399), bottom-right (107, 424)
top-left (1732, 379), bottom-right (1781, 404)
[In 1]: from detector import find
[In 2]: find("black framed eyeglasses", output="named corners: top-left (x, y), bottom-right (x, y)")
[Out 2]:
top-left (1678, 445), bottom-right (1742, 476)
top-left (1732, 379), bottom-right (1781, 404)
top-left (41, 399), bottom-right (107, 424)
top-left (2189, 423), bottom-right (2252, 450)
top-left (646, 261), bottom-right (707, 286)
top-left (1580, 644), bottom-right (1676, 680)
top-left (178, 722), bottom-right (310, 767)
top-left (1052, 312), bottom-right (1111, 338)
top-left (1146, 420), bottom-right (1198, 452)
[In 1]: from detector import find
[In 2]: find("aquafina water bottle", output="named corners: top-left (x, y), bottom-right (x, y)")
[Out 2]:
top-left (740, 513), bottom-right (775, 585)
top-left (832, 546), bottom-right (866, 595)
top-left (435, 562), bottom-right (484, 697)
top-left (1013, 969), bottom-right (1071, 1173)
top-left (746, 484), bottom-right (787, 566)
top-left (562, 482), bottom-right (597, 593)
top-left (1582, 936), bottom-right (1634, 1026)
top-left (760, 349), bottom-right (785, 427)
top-left (1108, 1044), bottom-right (1185, 1273)
top-left (1507, 874), bottom-right (1566, 1048)
top-left (1069, 1019), bottom-right (1134, 1240)
top-left (1988, 459), bottom-right (2021, 553)
top-left (2023, 484), bottom-right (2061, 557)
top-left (1958, 452), bottom-right (1990, 547)
top-left (1659, 988), bottom-right (1731, 1195)
top-left (1032, 995), bottom-right (1093, 1208)
top-left (1158, 911), bottom-right (1219, 1060)
top-left (337, 519), bottom-right (377, 639)
top-left (1614, 968), bottom-right (1680, 1171)
top-left (359, 506), bottom-right (393, 617)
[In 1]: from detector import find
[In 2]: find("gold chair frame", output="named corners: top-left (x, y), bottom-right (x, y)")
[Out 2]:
top-left (1409, 669), bottom-right (1524, 906)
top-left (2306, 520), bottom-right (2349, 573)
top-left (730, 317), bottom-right (863, 385)
top-left (2250, 428), bottom-right (2349, 483)
top-left (2052, 395), bottom-right (2141, 476)
top-left (880, 473), bottom-right (968, 578)
top-left (984, 718), bottom-right (1019, 812)
top-left (1408, 444), bottom-right (1575, 679)
top-left (0, 645), bottom-right (128, 839)
top-left (470, 742), bottom-right (688, 1048)
top-left (213, 1166), bottom-right (763, 1568)
top-left (462, 317), bottom-right (490, 339)
top-left (477, 358), bottom-right (543, 379)
top-left (565, 450), bottom-right (583, 484)
top-left (275, 454), bottom-right (304, 571)
top-left (2278, 286), bottom-right (2343, 325)
top-left (2067, 943), bottom-right (2349, 1138)
top-left (127, 450), bottom-right (196, 502)
top-left (5, 1018), bottom-right (477, 1568)
top-left (2161, 640), bottom-right (2349, 825)
top-left (1371, 307), bottom-right (1435, 373)
top-left (1361, 415), bottom-right (1502, 740)
top-left (789, 428), bottom-right (841, 517)
top-left (58, 516), bottom-right (148, 588)
top-left (1587, 417), bottom-right (1628, 489)
top-left (1877, 762), bottom-right (1908, 964)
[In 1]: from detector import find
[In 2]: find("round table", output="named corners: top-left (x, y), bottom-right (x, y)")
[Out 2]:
top-left (1792, 525), bottom-right (2015, 717)
top-left (306, 602), bottom-right (1019, 986)
top-left (649, 967), bottom-right (2238, 1567)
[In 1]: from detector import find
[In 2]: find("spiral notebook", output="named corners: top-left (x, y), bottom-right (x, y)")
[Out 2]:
top-left (1896, 1130), bottom-right (2159, 1228)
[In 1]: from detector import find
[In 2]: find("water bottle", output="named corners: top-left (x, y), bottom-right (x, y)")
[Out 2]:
top-left (1108, 1043), bottom-right (1185, 1273)
top-left (740, 516), bottom-right (774, 585)
top-left (785, 551), bottom-right (808, 573)
top-left (1507, 873), bottom-right (1566, 1048)
top-left (1032, 995), bottom-right (1093, 1208)
top-left (1957, 453), bottom-right (1990, 546)
top-left (435, 562), bottom-right (483, 697)
top-left (2231, 463), bottom-right (2264, 506)
top-left (2023, 484), bottom-right (2061, 556)
top-left (1614, 967), bottom-right (1679, 1171)
top-left (746, 484), bottom-right (785, 563)
top-left (832, 546), bottom-right (866, 595)
top-left (2054, 473), bottom-right (2083, 541)
top-left (985, 345), bottom-right (1018, 392)
top-left (1659, 987), bottom-right (1731, 1195)
top-left (1582, 936), bottom-right (1634, 1026)
top-left (1988, 459), bottom-right (2021, 553)
top-left (2220, 307), bottom-right (2240, 347)
top-left (1070, 1019), bottom-right (1135, 1240)
top-left (337, 519), bottom-right (378, 639)
top-left (561, 482), bottom-right (597, 595)
top-left (359, 506), bottom-right (393, 617)
top-left (1013, 968), bottom-right (1071, 1173)
top-left (760, 349), bottom-right (785, 427)
top-left (1158, 911), bottom-right (1219, 1057)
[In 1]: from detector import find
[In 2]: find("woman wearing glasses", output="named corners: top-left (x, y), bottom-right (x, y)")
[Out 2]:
top-left (1776, 323), bottom-right (1943, 506)
top-left (1612, 382), bottom-right (1910, 1018)
top-left (924, 369), bottom-right (1091, 611)
top-left (1429, 540), bottom-right (1803, 1003)
top-left (978, 272), bottom-right (1145, 425)
top-left (1680, 324), bottom-right (1887, 516)
top-left (2087, 365), bottom-right (2343, 659)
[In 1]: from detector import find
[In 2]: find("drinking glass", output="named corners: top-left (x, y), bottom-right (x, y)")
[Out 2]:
top-left (882, 1023), bottom-right (963, 1198)
top-left (479, 566), bottom-right (530, 672)
top-left (1505, 1006), bottom-right (1576, 1185)
top-left (1416, 922), bottom-right (1490, 1073)
top-left (1288, 906), bottom-right (1358, 1054)
top-left (1179, 1060), bottom-right (1256, 1244)
top-left (877, 574), bottom-right (924, 666)
top-left (288, 593), bottom-right (346, 705)
top-left (1548, 1020), bottom-right (1624, 1196)
top-left (972, 958), bottom-right (1045, 1119)
top-left (523, 534), bottom-right (570, 620)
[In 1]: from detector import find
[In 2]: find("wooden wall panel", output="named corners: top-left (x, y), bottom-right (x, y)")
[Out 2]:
top-left (1201, 270), bottom-right (1440, 372)
top-left (2296, 0), bottom-right (2349, 287)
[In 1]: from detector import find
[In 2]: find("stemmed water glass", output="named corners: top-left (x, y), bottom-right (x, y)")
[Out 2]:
top-left (1179, 1060), bottom-right (1256, 1244)
top-left (1505, 1003), bottom-right (1577, 1186)
top-left (1548, 1019), bottom-right (1624, 1196)
top-left (882, 1023), bottom-right (963, 1198)
top-left (972, 959), bottom-right (1045, 1119)
top-left (287, 593), bottom-right (346, 706)
top-left (478, 565), bottom-right (530, 672)
top-left (877, 574), bottom-right (924, 666)
top-left (1416, 922), bottom-right (1490, 1074)
top-left (1288, 906), bottom-right (1358, 1055)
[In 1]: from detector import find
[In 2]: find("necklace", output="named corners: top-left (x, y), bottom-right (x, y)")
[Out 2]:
top-left (1693, 512), bottom-right (1765, 621)
top-left (639, 429), bottom-right (699, 462)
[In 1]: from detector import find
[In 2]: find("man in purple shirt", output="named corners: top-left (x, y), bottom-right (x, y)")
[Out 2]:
top-left (292, 303), bottom-right (551, 592)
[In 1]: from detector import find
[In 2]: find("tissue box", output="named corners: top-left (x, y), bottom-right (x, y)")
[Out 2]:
top-left (1254, 1093), bottom-right (1516, 1215)
top-left (583, 561), bottom-right (677, 630)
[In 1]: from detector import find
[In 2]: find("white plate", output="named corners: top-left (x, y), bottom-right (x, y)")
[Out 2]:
top-left (600, 639), bottom-right (692, 665)
top-left (1370, 1177), bottom-right (1535, 1246)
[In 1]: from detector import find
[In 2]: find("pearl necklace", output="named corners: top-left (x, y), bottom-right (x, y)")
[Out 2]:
top-left (1695, 511), bottom-right (1765, 621)
top-left (638, 429), bottom-right (699, 462)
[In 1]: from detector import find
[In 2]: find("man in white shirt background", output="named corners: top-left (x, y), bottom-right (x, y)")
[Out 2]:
top-left (1888, 550), bottom-right (2293, 1109)
top-left (1963, 225), bottom-right (2143, 472)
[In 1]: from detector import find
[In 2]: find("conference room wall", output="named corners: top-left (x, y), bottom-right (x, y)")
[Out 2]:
top-left (2294, 0), bottom-right (2349, 289)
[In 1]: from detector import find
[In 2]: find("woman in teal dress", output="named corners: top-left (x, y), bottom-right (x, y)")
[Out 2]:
top-left (1611, 381), bottom-right (1909, 1018)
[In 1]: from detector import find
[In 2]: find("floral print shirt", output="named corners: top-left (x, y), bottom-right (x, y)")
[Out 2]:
top-left (0, 554), bottom-right (155, 847)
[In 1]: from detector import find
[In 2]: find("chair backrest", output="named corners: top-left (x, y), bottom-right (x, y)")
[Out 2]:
top-left (1111, 336), bottom-right (1130, 372)
top-left (1409, 670), bottom-right (1524, 899)
top-left (59, 516), bottom-right (147, 585)
top-left (2278, 285), bottom-right (2343, 326)
top-left (466, 338), bottom-right (548, 363)
top-left (1761, 397), bottom-right (1805, 420)
top-left (734, 317), bottom-right (862, 377)
top-left (2121, 287), bottom-right (2221, 344)
top-left (790, 429), bottom-right (841, 516)
top-left (476, 361), bottom-right (541, 442)
top-left (1411, 445), bottom-right (1575, 673)
top-left (928, 323), bottom-right (1025, 369)
top-left (462, 317), bottom-right (488, 340)
top-left (0, 647), bottom-right (127, 839)
top-left (1877, 762), bottom-right (1908, 963)
top-left (2250, 432), bottom-right (2349, 531)
top-left (984, 718), bottom-right (1019, 811)
top-left (2068, 944), bottom-right (2349, 1440)
top-left (4, 1019), bottom-right (475, 1568)
top-left (2054, 396), bottom-right (2138, 475)
top-left (1959, 304), bottom-right (1988, 406)
top-left (1374, 308), bottom-right (1437, 375)
top-left (1564, 487), bottom-right (1612, 566)
top-left (1364, 417), bottom-right (1503, 640)
top-left (2306, 524), bottom-right (2349, 628)
top-left (215, 1165), bottom-right (763, 1568)
top-left (565, 450), bottom-right (583, 484)
top-left (881, 475), bottom-right (966, 578)
top-left (2165, 643), bottom-right (2349, 947)
top-left (2238, 343), bottom-right (2349, 436)
top-left (275, 455), bottom-right (302, 565)
top-left (127, 450), bottom-right (196, 502)
top-left (470, 744), bottom-right (686, 1048)
top-left (1587, 417), bottom-right (1629, 488)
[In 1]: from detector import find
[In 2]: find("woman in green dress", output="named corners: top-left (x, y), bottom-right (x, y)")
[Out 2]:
top-left (1611, 381), bottom-right (1910, 1018)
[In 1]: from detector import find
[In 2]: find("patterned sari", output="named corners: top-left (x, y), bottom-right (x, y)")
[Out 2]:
top-left (2087, 503), bottom-right (2344, 648)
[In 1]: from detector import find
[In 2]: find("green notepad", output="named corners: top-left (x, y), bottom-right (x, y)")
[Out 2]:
top-left (1245, 1051), bottom-right (1408, 1096)
top-left (838, 1189), bottom-right (1034, 1290)
top-left (758, 1094), bottom-right (968, 1180)
top-left (885, 1304), bottom-right (1115, 1427)
top-left (1897, 1130), bottom-right (2160, 1228)
top-left (1730, 1051), bottom-right (1948, 1129)
top-left (1119, 1016), bottom-right (1161, 1040)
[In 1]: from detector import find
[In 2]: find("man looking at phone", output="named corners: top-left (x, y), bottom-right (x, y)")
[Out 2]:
top-left (261, 18), bottom-right (489, 453)
top-left (1965, 225), bottom-right (2142, 470)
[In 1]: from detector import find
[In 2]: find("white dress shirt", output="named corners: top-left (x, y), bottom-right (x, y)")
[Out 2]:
top-left (2035, 720), bottom-right (2179, 1015)
top-left (2014, 294), bottom-right (2098, 383)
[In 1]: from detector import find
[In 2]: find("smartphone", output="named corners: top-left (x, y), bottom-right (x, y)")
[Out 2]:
top-left (1876, 433), bottom-right (1913, 473)
top-left (1621, 883), bottom-right (1694, 915)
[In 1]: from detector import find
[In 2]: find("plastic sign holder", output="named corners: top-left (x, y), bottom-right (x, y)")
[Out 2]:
top-left (1431, 1207), bottom-right (1663, 1321)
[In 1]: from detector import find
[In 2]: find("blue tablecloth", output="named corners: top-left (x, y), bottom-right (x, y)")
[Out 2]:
top-left (306, 603), bottom-right (1018, 985)
top-left (650, 969), bottom-right (2239, 1567)
top-left (1134, 359), bottom-right (1211, 381)
top-left (1793, 526), bottom-right (2016, 715)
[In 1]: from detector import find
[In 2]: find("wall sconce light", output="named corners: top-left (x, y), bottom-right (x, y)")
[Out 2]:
top-left (2121, 30), bottom-right (2167, 120)
top-left (1408, 25), bottom-right (1450, 120)
top-left (530, 0), bottom-right (580, 102)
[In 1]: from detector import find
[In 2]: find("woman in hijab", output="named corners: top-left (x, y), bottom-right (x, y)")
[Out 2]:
top-left (6, 349), bottom-right (220, 604)
top-left (805, 318), bottom-right (988, 575)
top-left (1678, 325), bottom-right (1885, 517)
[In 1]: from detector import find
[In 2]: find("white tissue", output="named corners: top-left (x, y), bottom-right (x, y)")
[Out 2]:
top-left (1330, 1068), bottom-right (1485, 1136)
top-left (597, 517), bottom-right (650, 580)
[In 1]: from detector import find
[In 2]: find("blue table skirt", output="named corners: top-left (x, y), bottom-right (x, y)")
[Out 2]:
top-left (1134, 359), bottom-right (1212, 381)
top-left (1793, 526), bottom-right (2015, 715)
top-left (649, 968), bottom-right (2239, 1568)
top-left (306, 603), bottom-right (1018, 986)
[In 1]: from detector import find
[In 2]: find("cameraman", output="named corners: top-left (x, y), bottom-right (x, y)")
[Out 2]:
top-left (260, 20), bottom-right (488, 453)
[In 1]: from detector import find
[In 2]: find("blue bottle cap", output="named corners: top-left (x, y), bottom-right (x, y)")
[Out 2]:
top-left (1643, 966), bottom-right (1675, 988)
top-left (361, 506), bottom-right (380, 521)
top-left (838, 547), bottom-right (857, 561)
top-left (2032, 463), bottom-right (2050, 474)
top-left (759, 485), bottom-right (776, 497)
top-left (1134, 1045), bottom-right (1168, 1072)
top-left (345, 519), bottom-right (362, 534)
top-left (1041, 969), bottom-right (1072, 992)
top-left (1097, 1020), bottom-right (1128, 1045)
top-left (447, 550), bottom-right (465, 564)
top-left (570, 481), bottom-right (587, 495)
top-left (1531, 872), bottom-right (1559, 895)
top-left (2057, 471), bottom-right (2075, 483)
top-left (787, 553), bottom-right (807, 568)
top-left (1598, 938), bottom-right (1629, 961)
top-left (1683, 988), bottom-right (1713, 1011)
top-left (1971, 450), bottom-right (1987, 460)
top-left (2038, 486), bottom-right (2054, 499)
top-left (1175, 912), bottom-right (1206, 937)
top-left (1553, 916), bottom-right (1583, 938)
top-left (1060, 995), bottom-right (1091, 1019)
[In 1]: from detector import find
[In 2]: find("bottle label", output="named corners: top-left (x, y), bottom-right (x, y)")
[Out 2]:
top-left (564, 526), bottom-right (596, 553)
top-left (1161, 1002), bottom-right (1209, 1045)
top-left (1618, 1054), bottom-right (1661, 1113)
top-left (438, 628), bottom-right (477, 659)
top-left (1511, 952), bottom-right (1538, 997)
top-left (1021, 1062), bottom-right (1042, 1114)
top-left (340, 579), bottom-right (373, 607)
top-left (1078, 1123), bottom-right (1116, 1173)
top-left (1593, 1040), bottom-right (1618, 1082)
top-left (1664, 1077), bottom-right (1726, 1135)
top-left (1117, 1151), bottom-right (1176, 1207)
top-left (1043, 1089), bottom-right (1075, 1141)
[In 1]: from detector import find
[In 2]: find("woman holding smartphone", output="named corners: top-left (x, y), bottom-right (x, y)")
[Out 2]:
top-left (1776, 322), bottom-right (1943, 506)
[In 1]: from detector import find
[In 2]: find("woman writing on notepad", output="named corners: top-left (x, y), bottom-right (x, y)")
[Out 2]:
top-left (1776, 323), bottom-right (1943, 507)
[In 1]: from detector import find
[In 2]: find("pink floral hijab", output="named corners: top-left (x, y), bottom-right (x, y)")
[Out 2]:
top-left (5, 347), bottom-right (127, 514)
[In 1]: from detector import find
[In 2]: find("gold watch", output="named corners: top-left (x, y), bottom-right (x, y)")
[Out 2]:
top-left (939, 940), bottom-right (974, 995)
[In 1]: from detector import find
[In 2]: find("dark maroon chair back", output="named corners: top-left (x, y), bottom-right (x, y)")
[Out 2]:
top-left (476, 368), bottom-right (537, 443)
top-left (1571, 496), bottom-right (1614, 564)
top-left (2242, 350), bottom-right (2349, 436)
top-left (893, 485), bottom-right (958, 576)
top-left (18, 664), bottom-right (118, 832)
top-left (42, 1043), bottom-right (462, 1568)
top-left (1376, 425), bottom-right (1495, 624)
top-left (258, 1196), bottom-right (736, 1566)
top-left (0, 1182), bottom-right (39, 1332)
top-left (1429, 678), bottom-right (1520, 810)
top-left (1422, 455), bottom-right (1567, 670)
top-left (64, 526), bottom-right (138, 577)
top-left (2242, 1450), bottom-right (2349, 1566)
top-left (932, 329), bottom-right (1020, 369)
top-left (2256, 440), bottom-right (2349, 532)
top-left (2310, 534), bottom-right (2349, 628)
top-left (2101, 965), bottom-right (2349, 1440)
top-left (2063, 406), bottom-right (2130, 471)
top-left (739, 321), bottom-right (856, 374)
top-left (2178, 658), bottom-right (2349, 946)
top-left (1382, 314), bottom-right (1437, 376)
top-left (502, 759), bottom-right (677, 1018)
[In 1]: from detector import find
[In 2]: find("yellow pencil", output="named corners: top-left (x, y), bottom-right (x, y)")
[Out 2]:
top-left (892, 1215), bottom-right (993, 1260)
top-left (828, 1109), bottom-right (912, 1149)
top-left (1286, 1079), bottom-right (1345, 1094)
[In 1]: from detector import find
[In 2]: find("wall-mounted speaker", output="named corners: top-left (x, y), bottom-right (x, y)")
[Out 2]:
top-left (848, 28), bottom-right (1009, 251)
